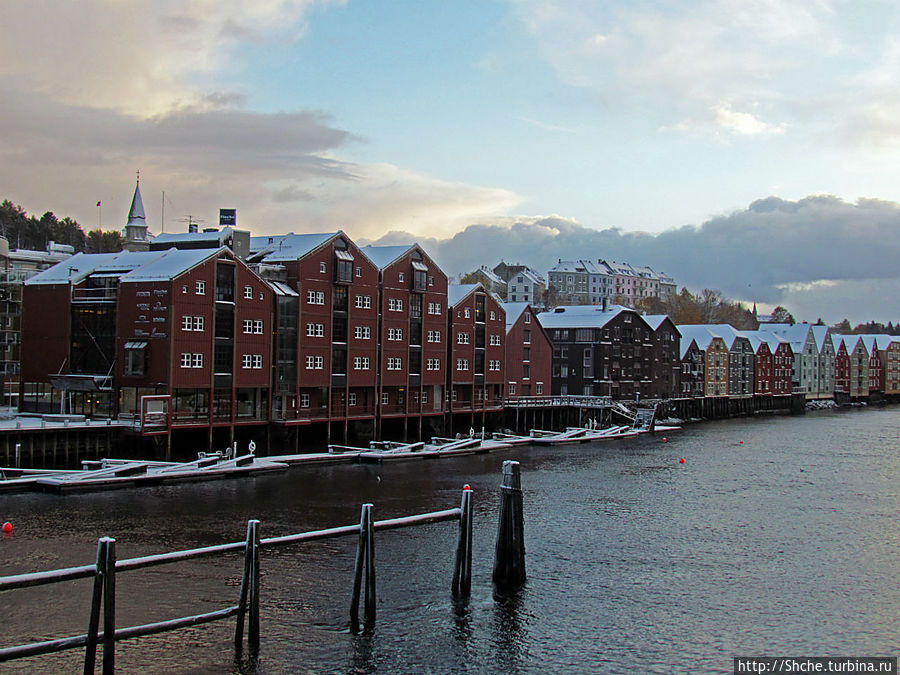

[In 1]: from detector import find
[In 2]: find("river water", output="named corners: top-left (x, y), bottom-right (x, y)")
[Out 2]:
top-left (1, 407), bottom-right (899, 674)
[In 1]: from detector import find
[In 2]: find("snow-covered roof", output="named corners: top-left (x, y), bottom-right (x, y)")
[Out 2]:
top-left (26, 252), bottom-right (143, 286)
top-left (119, 248), bottom-right (223, 282)
top-left (762, 322), bottom-right (813, 351)
top-left (538, 304), bottom-right (631, 329)
top-left (742, 329), bottom-right (790, 354)
top-left (698, 324), bottom-right (750, 349)
top-left (249, 232), bottom-right (338, 263)
top-left (25, 248), bottom-right (224, 285)
top-left (153, 231), bottom-right (224, 245)
top-left (475, 266), bottom-right (504, 285)
top-left (642, 314), bottom-right (676, 332)
top-left (502, 302), bottom-right (530, 332)
top-left (860, 334), bottom-right (898, 353)
top-left (675, 325), bottom-right (719, 351)
top-left (448, 283), bottom-right (480, 307)
top-left (359, 244), bottom-right (414, 270)
top-left (832, 333), bottom-right (868, 355)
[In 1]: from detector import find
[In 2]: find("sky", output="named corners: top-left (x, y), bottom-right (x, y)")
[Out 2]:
top-left (3, 0), bottom-right (900, 325)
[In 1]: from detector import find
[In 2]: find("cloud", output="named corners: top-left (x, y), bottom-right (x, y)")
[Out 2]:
top-left (364, 195), bottom-right (900, 325)
top-left (0, 0), bottom-right (342, 116)
top-left (506, 0), bottom-right (900, 146)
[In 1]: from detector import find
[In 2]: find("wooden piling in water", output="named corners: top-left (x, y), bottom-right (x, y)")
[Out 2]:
top-left (349, 503), bottom-right (376, 633)
top-left (492, 460), bottom-right (525, 589)
top-left (451, 486), bottom-right (473, 597)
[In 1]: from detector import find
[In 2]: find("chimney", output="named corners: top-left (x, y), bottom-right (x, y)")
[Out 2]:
top-left (602, 296), bottom-right (608, 312)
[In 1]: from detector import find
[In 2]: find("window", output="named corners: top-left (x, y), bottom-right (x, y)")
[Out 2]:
top-left (428, 276), bottom-right (434, 287)
top-left (182, 315), bottom-right (193, 331)
top-left (355, 295), bottom-right (372, 309)
top-left (398, 272), bottom-right (404, 282)
top-left (428, 302), bottom-right (442, 315)
top-left (489, 359), bottom-right (501, 371)
top-left (523, 330), bottom-right (531, 344)
top-left (242, 354), bottom-right (252, 369)
top-left (523, 347), bottom-right (531, 361)
top-left (195, 280), bottom-right (205, 295)
top-left (388, 298), bottom-right (404, 312)
top-left (124, 344), bottom-right (146, 376)
top-left (243, 319), bottom-right (253, 334)
top-left (523, 364), bottom-right (530, 379)
top-left (524, 312), bottom-right (531, 323)
top-left (253, 354), bottom-right (262, 369)
top-left (457, 359), bottom-right (469, 371)
top-left (355, 326), bottom-right (371, 340)
top-left (182, 285), bottom-right (188, 294)
top-left (253, 320), bottom-right (263, 334)
top-left (427, 330), bottom-right (441, 343)
top-left (508, 382), bottom-right (516, 396)
top-left (300, 393), bottom-right (310, 408)
top-left (387, 357), bottom-right (402, 370)
top-left (536, 382), bottom-right (543, 395)
top-left (381, 392), bottom-right (389, 405)
top-left (490, 311), bottom-right (496, 320)
top-left (354, 356), bottom-right (371, 370)
top-left (490, 335), bottom-right (501, 346)
top-left (307, 323), bottom-right (324, 337)
top-left (464, 308), bottom-right (470, 318)
top-left (306, 355), bottom-right (324, 369)
top-left (457, 332), bottom-right (470, 345)
top-left (348, 392), bottom-right (357, 406)
top-left (307, 290), bottom-right (325, 305)
top-left (427, 358), bottom-right (441, 370)
top-left (320, 262), bottom-right (327, 273)
top-left (192, 353), bottom-right (203, 368)
top-left (388, 327), bottom-right (403, 341)
top-left (422, 390), bottom-right (428, 403)
top-left (244, 285), bottom-right (253, 299)
top-left (181, 352), bottom-right (191, 368)
top-left (355, 267), bottom-right (361, 277)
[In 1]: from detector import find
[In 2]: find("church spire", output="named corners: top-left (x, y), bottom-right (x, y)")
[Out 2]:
top-left (123, 170), bottom-right (150, 251)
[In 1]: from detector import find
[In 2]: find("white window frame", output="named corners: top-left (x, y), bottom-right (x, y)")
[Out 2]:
top-left (254, 319), bottom-right (263, 334)
top-left (244, 285), bottom-right (253, 299)
top-left (242, 354), bottom-right (253, 369)
top-left (193, 316), bottom-right (204, 331)
top-left (195, 280), bottom-right (205, 295)
top-left (180, 352), bottom-right (191, 368)
top-left (191, 353), bottom-right (203, 368)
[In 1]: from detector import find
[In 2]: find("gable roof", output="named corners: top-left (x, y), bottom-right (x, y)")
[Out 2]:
top-left (502, 302), bottom-right (530, 332)
top-left (538, 304), bottom-right (636, 329)
top-left (25, 248), bottom-right (230, 286)
top-left (448, 283), bottom-right (481, 307)
top-left (359, 244), bottom-right (415, 270)
top-left (248, 232), bottom-right (338, 263)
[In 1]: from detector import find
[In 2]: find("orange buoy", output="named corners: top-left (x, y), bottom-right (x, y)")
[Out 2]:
top-left (2, 522), bottom-right (11, 534)
top-left (679, 458), bottom-right (685, 464)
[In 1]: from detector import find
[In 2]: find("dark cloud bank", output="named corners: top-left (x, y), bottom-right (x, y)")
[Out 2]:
top-left (364, 195), bottom-right (900, 324)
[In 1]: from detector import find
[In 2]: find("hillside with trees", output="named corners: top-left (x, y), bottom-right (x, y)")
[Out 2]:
top-left (0, 200), bottom-right (122, 253)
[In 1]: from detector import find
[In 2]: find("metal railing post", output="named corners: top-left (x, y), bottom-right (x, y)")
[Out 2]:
top-left (248, 520), bottom-right (261, 654)
top-left (83, 538), bottom-right (107, 674)
top-left (101, 537), bottom-right (116, 674)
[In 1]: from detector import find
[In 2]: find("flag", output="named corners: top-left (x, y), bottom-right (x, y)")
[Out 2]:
top-left (96, 201), bottom-right (101, 207)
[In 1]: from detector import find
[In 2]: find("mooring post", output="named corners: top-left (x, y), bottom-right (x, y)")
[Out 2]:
top-left (363, 504), bottom-right (376, 629)
top-left (234, 519), bottom-right (258, 656)
top-left (248, 520), bottom-right (261, 654)
top-left (350, 503), bottom-right (375, 634)
top-left (492, 460), bottom-right (526, 589)
top-left (101, 537), bottom-right (117, 674)
top-left (83, 538), bottom-right (107, 674)
top-left (452, 486), bottom-right (474, 598)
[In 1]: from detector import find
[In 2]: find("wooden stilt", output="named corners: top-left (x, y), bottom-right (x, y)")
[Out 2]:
top-left (492, 460), bottom-right (526, 589)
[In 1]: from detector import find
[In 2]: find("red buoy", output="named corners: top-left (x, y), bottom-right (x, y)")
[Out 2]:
top-left (2, 522), bottom-right (11, 534)
top-left (662, 437), bottom-right (668, 443)
top-left (739, 440), bottom-right (744, 445)
top-left (463, 484), bottom-right (471, 490)
top-left (679, 458), bottom-right (685, 464)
